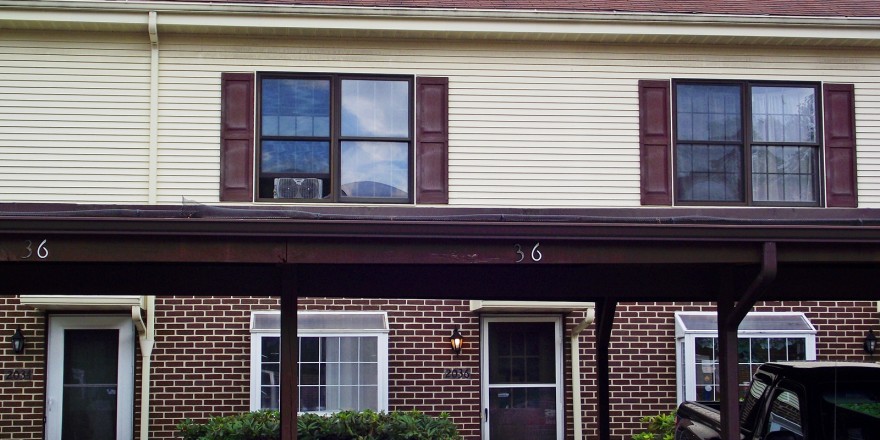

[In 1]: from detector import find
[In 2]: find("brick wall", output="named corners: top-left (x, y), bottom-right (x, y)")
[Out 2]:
top-left (0, 296), bottom-right (44, 440)
top-left (148, 296), bottom-right (279, 439)
top-left (599, 301), bottom-right (880, 440)
top-left (0, 296), bottom-right (876, 440)
top-left (297, 298), bottom-right (483, 439)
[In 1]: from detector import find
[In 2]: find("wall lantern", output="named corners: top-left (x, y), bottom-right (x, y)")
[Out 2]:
top-left (865, 329), bottom-right (876, 357)
top-left (450, 328), bottom-right (464, 355)
top-left (11, 327), bottom-right (25, 354)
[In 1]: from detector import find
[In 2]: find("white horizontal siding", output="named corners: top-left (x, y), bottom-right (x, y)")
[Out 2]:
top-left (3, 29), bottom-right (880, 207)
top-left (0, 31), bottom-right (151, 204)
top-left (151, 36), bottom-right (880, 206)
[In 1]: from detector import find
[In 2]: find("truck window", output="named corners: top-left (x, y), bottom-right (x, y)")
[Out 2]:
top-left (820, 380), bottom-right (880, 439)
top-left (740, 373), bottom-right (771, 430)
top-left (764, 390), bottom-right (803, 440)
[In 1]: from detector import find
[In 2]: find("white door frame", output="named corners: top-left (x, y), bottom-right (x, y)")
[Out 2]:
top-left (46, 315), bottom-right (135, 440)
top-left (480, 315), bottom-right (564, 440)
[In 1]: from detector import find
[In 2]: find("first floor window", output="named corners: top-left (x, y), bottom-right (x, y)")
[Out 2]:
top-left (257, 73), bottom-right (413, 203)
top-left (249, 311), bottom-right (389, 413)
top-left (674, 312), bottom-right (816, 403)
top-left (674, 81), bottom-right (820, 206)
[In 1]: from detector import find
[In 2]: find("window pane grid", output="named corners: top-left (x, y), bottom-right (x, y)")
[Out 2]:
top-left (751, 145), bottom-right (817, 203)
top-left (296, 336), bottom-right (379, 412)
top-left (257, 74), bottom-right (412, 201)
top-left (676, 143), bottom-right (743, 202)
top-left (693, 336), bottom-right (808, 402)
top-left (674, 82), bottom-right (819, 206)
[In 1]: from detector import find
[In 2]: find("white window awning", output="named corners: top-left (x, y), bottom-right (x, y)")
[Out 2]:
top-left (675, 312), bottom-right (816, 338)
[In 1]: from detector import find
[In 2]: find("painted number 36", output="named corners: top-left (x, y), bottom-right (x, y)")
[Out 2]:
top-left (514, 243), bottom-right (542, 263)
top-left (21, 239), bottom-right (49, 260)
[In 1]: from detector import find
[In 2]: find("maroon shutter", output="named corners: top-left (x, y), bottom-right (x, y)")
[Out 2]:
top-left (823, 83), bottom-right (857, 208)
top-left (220, 72), bottom-right (255, 202)
top-left (639, 80), bottom-right (672, 205)
top-left (415, 77), bottom-right (449, 204)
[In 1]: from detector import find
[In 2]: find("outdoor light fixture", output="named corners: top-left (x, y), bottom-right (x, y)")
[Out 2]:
top-left (450, 328), bottom-right (463, 355)
top-left (11, 327), bottom-right (24, 354)
top-left (865, 329), bottom-right (877, 357)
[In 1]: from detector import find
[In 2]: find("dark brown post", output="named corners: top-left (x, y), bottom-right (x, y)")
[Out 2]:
top-left (280, 267), bottom-right (298, 440)
top-left (595, 299), bottom-right (617, 440)
top-left (717, 296), bottom-right (740, 440)
top-left (717, 242), bottom-right (776, 440)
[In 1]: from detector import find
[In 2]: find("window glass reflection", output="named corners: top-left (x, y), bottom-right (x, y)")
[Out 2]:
top-left (341, 141), bottom-right (409, 199)
top-left (752, 86), bottom-right (816, 143)
top-left (341, 80), bottom-right (409, 138)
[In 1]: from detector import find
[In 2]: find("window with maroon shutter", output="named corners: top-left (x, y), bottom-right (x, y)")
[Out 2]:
top-left (823, 83), bottom-right (858, 208)
top-left (221, 72), bottom-right (449, 204)
top-left (643, 80), bottom-right (856, 207)
top-left (416, 77), bottom-right (449, 204)
top-left (671, 81), bottom-right (827, 207)
top-left (639, 80), bottom-right (672, 206)
top-left (220, 73), bottom-right (255, 202)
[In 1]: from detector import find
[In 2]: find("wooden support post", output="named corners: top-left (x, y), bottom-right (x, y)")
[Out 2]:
top-left (595, 299), bottom-right (617, 440)
top-left (717, 297), bottom-right (740, 440)
top-left (717, 242), bottom-right (777, 440)
top-left (280, 267), bottom-right (298, 440)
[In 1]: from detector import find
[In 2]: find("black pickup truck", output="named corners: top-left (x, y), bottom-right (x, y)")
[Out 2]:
top-left (674, 362), bottom-right (880, 440)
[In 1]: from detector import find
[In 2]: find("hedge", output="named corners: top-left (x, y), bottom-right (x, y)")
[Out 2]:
top-left (177, 409), bottom-right (461, 440)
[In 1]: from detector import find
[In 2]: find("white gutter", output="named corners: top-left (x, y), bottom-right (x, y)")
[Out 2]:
top-left (132, 297), bottom-right (156, 440)
top-left (571, 307), bottom-right (596, 440)
top-left (1, 1), bottom-right (879, 47)
top-left (148, 10), bottom-right (158, 205)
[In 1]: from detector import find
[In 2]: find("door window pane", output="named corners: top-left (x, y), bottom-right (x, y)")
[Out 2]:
top-left (489, 387), bottom-right (557, 440)
top-left (489, 322), bottom-right (556, 384)
top-left (62, 330), bottom-right (119, 440)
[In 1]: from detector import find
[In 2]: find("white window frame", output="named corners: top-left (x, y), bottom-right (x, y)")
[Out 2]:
top-left (674, 312), bottom-right (816, 404)
top-left (249, 311), bottom-right (389, 413)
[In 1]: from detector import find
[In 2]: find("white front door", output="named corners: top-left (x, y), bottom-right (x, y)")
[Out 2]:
top-left (46, 315), bottom-right (134, 440)
top-left (481, 316), bottom-right (563, 440)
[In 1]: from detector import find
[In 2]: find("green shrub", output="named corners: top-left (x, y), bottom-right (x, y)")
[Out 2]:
top-left (178, 409), bottom-right (461, 440)
top-left (298, 410), bottom-right (461, 440)
top-left (176, 410), bottom-right (280, 440)
top-left (631, 412), bottom-right (675, 440)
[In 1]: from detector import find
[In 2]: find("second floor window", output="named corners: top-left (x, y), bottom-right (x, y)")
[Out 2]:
top-left (675, 82), bottom-right (820, 206)
top-left (258, 74), bottom-right (413, 203)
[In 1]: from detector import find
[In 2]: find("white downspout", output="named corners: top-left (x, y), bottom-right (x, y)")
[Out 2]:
top-left (572, 307), bottom-right (596, 440)
top-left (148, 10), bottom-right (159, 204)
top-left (132, 296), bottom-right (156, 440)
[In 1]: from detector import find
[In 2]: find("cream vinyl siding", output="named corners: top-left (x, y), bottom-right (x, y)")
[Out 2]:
top-left (0, 30), bottom-right (150, 203)
top-left (157, 36), bottom-right (880, 207)
top-left (2, 28), bottom-right (880, 207)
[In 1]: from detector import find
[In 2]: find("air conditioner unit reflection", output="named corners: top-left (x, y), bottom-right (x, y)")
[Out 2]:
top-left (274, 178), bottom-right (323, 199)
